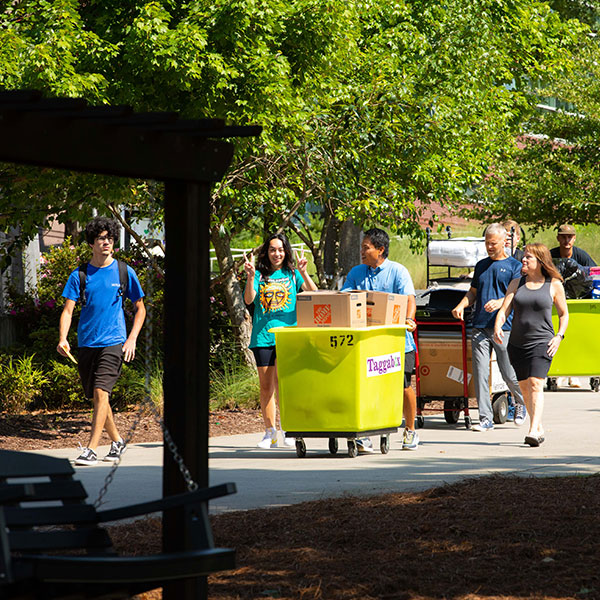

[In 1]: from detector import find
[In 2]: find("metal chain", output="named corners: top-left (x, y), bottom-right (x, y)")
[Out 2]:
top-left (93, 240), bottom-right (197, 508)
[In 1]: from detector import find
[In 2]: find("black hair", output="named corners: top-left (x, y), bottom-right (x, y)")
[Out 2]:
top-left (363, 228), bottom-right (389, 258)
top-left (84, 217), bottom-right (120, 245)
top-left (256, 233), bottom-right (295, 278)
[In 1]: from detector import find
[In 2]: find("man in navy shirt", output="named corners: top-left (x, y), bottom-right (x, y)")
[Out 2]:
top-left (58, 217), bottom-right (146, 465)
top-left (452, 223), bottom-right (525, 431)
top-left (342, 228), bottom-right (419, 451)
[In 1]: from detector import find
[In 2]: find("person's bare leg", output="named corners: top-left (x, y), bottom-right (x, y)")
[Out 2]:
top-left (257, 366), bottom-right (277, 430)
top-left (527, 377), bottom-right (545, 437)
top-left (87, 388), bottom-right (119, 450)
top-left (403, 386), bottom-right (416, 430)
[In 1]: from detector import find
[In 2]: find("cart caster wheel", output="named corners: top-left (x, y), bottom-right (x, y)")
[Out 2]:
top-left (443, 400), bottom-right (460, 424)
top-left (547, 377), bottom-right (558, 392)
top-left (465, 416), bottom-right (472, 430)
top-left (492, 392), bottom-right (508, 424)
top-left (380, 435), bottom-right (389, 454)
top-left (347, 440), bottom-right (358, 458)
top-left (328, 437), bottom-right (338, 454)
top-left (295, 439), bottom-right (306, 458)
top-left (416, 416), bottom-right (425, 429)
top-left (590, 377), bottom-right (600, 392)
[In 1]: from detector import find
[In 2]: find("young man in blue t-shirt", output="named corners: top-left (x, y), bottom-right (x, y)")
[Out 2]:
top-left (452, 223), bottom-right (525, 431)
top-left (57, 217), bottom-right (146, 465)
top-left (342, 228), bottom-right (419, 451)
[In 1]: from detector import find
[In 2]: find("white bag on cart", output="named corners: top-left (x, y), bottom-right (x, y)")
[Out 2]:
top-left (428, 238), bottom-right (487, 267)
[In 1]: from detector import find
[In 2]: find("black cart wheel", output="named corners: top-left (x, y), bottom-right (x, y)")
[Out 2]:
top-left (380, 435), bottom-right (389, 454)
top-left (465, 416), bottom-right (472, 430)
top-left (444, 400), bottom-right (460, 424)
top-left (492, 393), bottom-right (509, 424)
top-left (328, 437), bottom-right (338, 454)
top-left (295, 439), bottom-right (307, 458)
top-left (347, 440), bottom-right (358, 458)
top-left (590, 377), bottom-right (600, 392)
top-left (416, 415), bottom-right (425, 429)
top-left (547, 377), bottom-right (558, 392)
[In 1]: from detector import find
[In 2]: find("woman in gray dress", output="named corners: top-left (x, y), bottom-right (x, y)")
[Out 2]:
top-left (493, 243), bottom-right (568, 446)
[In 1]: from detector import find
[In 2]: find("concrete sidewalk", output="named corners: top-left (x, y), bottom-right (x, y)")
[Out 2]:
top-left (37, 389), bottom-right (600, 513)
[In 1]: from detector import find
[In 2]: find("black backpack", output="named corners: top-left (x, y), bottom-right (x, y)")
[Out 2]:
top-left (78, 260), bottom-right (129, 307)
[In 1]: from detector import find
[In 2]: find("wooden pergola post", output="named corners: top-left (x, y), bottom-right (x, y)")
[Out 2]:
top-left (0, 90), bottom-right (260, 600)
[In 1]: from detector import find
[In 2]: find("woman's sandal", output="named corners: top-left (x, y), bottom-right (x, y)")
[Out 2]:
top-left (524, 435), bottom-right (545, 447)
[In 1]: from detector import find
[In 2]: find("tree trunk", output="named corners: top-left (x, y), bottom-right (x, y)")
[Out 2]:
top-left (63, 219), bottom-right (79, 242)
top-left (210, 226), bottom-right (255, 368)
top-left (322, 216), bottom-right (361, 289)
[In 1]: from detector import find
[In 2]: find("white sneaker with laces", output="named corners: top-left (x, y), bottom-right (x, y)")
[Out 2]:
top-left (402, 429), bottom-right (419, 450)
top-left (356, 437), bottom-right (374, 453)
top-left (257, 428), bottom-right (278, 449)
top-left (514, 404), bottom-right (527, 426)
top-left (282, 431), bottom-right (295, 447)
top-left (75, 445), bottom-right (98, 466)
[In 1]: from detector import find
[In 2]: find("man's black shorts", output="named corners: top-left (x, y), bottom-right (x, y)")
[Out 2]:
top-left (77, 344), bottom-right (124, 399)
top-left (404, 350), bottom-right (416, 388)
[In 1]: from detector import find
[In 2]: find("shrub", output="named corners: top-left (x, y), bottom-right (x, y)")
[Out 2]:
top-left (40, 360), bottom-right (86, 409)
top-left (0, 354), bottom-right (49, 413)
top-left (210, 362), bottom-right (259, 411)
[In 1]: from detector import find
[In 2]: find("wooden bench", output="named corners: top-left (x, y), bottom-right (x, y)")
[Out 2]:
top-left (0, 449), bottom-right (235, 599)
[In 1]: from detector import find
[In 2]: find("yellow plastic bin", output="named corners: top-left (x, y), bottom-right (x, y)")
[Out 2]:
top-left (548, 300), bottom-right (600, 391)
top-left (272, 325), bottom-right (406, 457)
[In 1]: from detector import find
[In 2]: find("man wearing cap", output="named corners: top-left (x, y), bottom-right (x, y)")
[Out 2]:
top-left (550, 224), bottom-right (596, 267)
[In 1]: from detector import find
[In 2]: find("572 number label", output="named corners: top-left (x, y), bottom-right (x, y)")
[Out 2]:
top-left (330, 334), bottom-right (354, 348)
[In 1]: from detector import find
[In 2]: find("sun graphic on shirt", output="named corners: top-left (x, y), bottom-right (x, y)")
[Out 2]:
top-left (259, 278), bottom-right (293, 313)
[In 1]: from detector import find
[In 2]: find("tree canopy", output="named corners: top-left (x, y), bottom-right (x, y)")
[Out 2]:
top-left (1, 0), bottom-right (589, 245)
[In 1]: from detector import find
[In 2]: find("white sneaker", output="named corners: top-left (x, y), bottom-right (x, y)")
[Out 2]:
top-left (356, 437), bottom-right (374, 453)
top-left (257, 428), bottom-right (278, 449)
top-left (282, 431), bottom-right (295, 447)
top-left (402, 429), bottom-right (419, 450)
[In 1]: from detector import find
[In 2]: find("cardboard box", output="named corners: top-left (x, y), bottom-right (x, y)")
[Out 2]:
top-left (366, 291), bottom-right (408, 326)
top-left (417, 335), bottom-right (475, 397)
top-left (416, 332), bottom-right (505, 398)
top-left (296, 291), bottom-right (367, 327)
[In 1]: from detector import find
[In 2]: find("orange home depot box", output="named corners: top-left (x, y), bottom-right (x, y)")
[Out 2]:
top-left (366, 291), bottom-right (408, 326)
top-left (296, 291), bottom-right (367, 327)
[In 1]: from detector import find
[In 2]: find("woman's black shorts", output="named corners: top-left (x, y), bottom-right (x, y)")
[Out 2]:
top-left (507, 342), bottom-right (553, 381)
top-left (251, 346), bottom-right (277, 367)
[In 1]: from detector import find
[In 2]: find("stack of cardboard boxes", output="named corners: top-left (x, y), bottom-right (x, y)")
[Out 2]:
top-left (296, 290), bottom-right (408, 328)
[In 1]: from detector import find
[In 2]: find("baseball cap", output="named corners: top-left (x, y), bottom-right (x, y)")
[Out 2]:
top-left (557, 224), bottom-right (576, 235)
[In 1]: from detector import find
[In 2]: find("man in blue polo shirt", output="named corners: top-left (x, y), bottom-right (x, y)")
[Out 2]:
top-left (452, 223), bottom-right (526, 431)
top-left (342, 228), bottom-right (419, 451)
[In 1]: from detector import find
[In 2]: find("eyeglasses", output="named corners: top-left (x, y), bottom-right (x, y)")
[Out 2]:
top-left (96, 235), bottom-right (114, 243)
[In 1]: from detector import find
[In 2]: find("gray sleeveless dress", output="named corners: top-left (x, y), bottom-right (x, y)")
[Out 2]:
top-left (507, 277), bottom-right (555, 380)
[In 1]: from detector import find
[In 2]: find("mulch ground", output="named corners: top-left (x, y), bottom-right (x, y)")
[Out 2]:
top-left (3, 409), bottom-right (598, 600)
top-left (0, 407), bottom-right (264, 451)
top-left (119, 474), bottom-right (600, 600)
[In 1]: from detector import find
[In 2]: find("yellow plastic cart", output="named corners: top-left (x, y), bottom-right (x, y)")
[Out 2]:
top-left (548, 300), bottom-right (600, 391)
top-left (272, 325), bottom-right (406, 457)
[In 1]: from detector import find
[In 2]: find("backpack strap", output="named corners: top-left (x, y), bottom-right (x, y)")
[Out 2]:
top-left (78, 264), bottom-right (88, 306)
top-left (116, 259), bottom-right (129, 299)
top-left (78, 260), bottom-right (129, 306)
